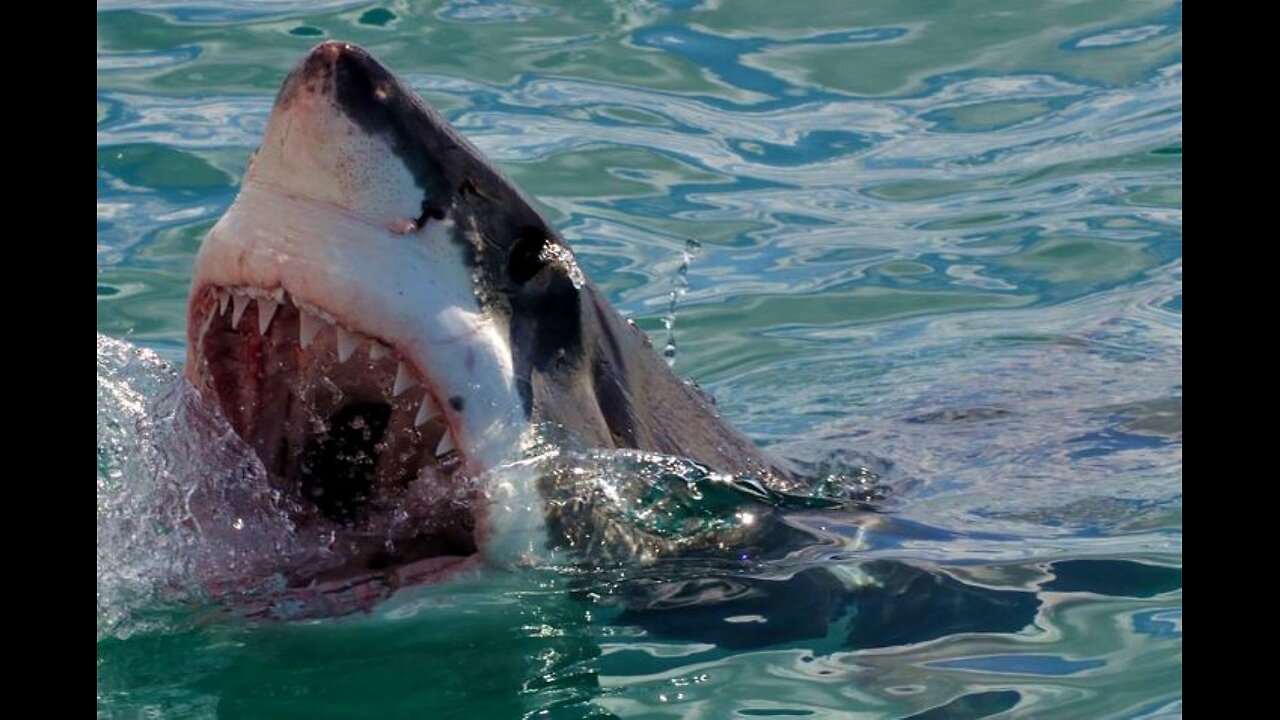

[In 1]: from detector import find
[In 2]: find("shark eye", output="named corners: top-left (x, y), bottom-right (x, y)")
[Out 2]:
top-left (509, 227), bottom-right (549, 284)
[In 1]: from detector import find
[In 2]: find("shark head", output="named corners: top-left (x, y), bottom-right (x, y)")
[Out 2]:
top-left (186, 42), bottom-right (788, 608)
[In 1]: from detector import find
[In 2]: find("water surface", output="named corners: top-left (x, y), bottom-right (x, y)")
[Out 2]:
top-left (97, 1), bottom-right (1182, 717)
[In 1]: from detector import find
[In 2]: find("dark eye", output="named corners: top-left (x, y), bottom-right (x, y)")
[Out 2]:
top-left (509, 227), bottom-right (549, 284)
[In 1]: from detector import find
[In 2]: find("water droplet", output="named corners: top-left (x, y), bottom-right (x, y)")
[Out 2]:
top-left (661, 239), bottom-right (700, 368)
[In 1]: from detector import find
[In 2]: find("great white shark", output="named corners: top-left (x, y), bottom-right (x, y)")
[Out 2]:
top-left (185, 41), bottom-right (807, 613)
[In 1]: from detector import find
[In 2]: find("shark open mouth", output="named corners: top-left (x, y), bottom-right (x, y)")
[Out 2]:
top-left (188, 282), bottom-right (483, 593)
top-left (179, 40), bottom-right (533, 603)
top-left (178, 40), bottom-right (792, 615)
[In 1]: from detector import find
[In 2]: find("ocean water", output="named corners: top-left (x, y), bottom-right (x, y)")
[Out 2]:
top-left (96, 1), bottom-right (1182, 717)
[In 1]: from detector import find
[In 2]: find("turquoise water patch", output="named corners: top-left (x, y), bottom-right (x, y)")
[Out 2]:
top-left (97, 0), bottom-right (1181, 716)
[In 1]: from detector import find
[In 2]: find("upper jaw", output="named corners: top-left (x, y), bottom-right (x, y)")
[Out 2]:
top-left (187, 39), bottom-right (529, 473)
top-left (183, 173), bottom-right (528, 595)
top-left (185, 275), bottom-right (494, 603)
top-left (188, 173), bottom-right (526, 478)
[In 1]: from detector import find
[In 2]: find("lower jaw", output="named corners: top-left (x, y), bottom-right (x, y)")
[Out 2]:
top-left (243, 553), bottom-right (483, 620)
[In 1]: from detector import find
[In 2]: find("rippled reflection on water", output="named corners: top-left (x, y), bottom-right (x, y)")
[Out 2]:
top-left (98, 1), bottom-right (1180, 717)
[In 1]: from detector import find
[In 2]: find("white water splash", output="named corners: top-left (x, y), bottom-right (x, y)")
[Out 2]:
top-left (97, 335), bottom-right (310, 639)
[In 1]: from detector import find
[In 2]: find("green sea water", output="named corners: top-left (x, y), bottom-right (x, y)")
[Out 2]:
top-left (97, 1), bottom-right (1182, 717)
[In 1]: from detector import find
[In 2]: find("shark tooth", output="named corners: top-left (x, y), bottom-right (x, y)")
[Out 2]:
top-left (415, 395), bottom-right (440, 427)
top-left (393, 363), bottom-right (418, 397)
top-left (435, 430), bottom-right (456, 457)
top-left (231, 294), bottom-right (250, 328)
top-left (299, 310), bottom-right (324, 348)
top-left (257, 297), bottom-right (279, 335)
top-left (336, 327), bottom-right (359, 362)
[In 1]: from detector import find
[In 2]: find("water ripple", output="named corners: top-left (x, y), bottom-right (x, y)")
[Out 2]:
top-left (97, 2), bottom-right (1181, 715)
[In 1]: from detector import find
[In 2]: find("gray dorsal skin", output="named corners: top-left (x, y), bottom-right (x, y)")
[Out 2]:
top-left (314, 43), bottom-right (796, 484)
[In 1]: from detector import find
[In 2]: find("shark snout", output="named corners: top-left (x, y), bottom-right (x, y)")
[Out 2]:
top-left (300, 39), bottom-right (348, 76)
top-left (279, 41), bottom-right (382, 101)
top-left (249, 41), bottom-right (431, 228)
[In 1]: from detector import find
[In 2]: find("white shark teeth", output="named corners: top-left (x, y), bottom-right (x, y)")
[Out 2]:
top-left (299, 310), bottom-right (323, 348)
top-left (414, 395), bottom-right (440, 427)
top-left (217, 289), bottom-right (230, 316)
top-left (336, 327), bottom-right (359, 362)
top-left (231, 294), bottom-right (250, 328)
top-left (393, 363), bottom-right (418, 397)
top-left (369, 342), bottom-right (389, 360)
top-left (257, 298), bottom-right (279, 335)
top-left (435, 430), bottom-right (456, 457)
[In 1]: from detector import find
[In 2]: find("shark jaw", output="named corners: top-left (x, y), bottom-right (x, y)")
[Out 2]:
top-left (183, 40), bottom-right (795, 616)
top-left (185, 42), bottom-right (532, 603)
